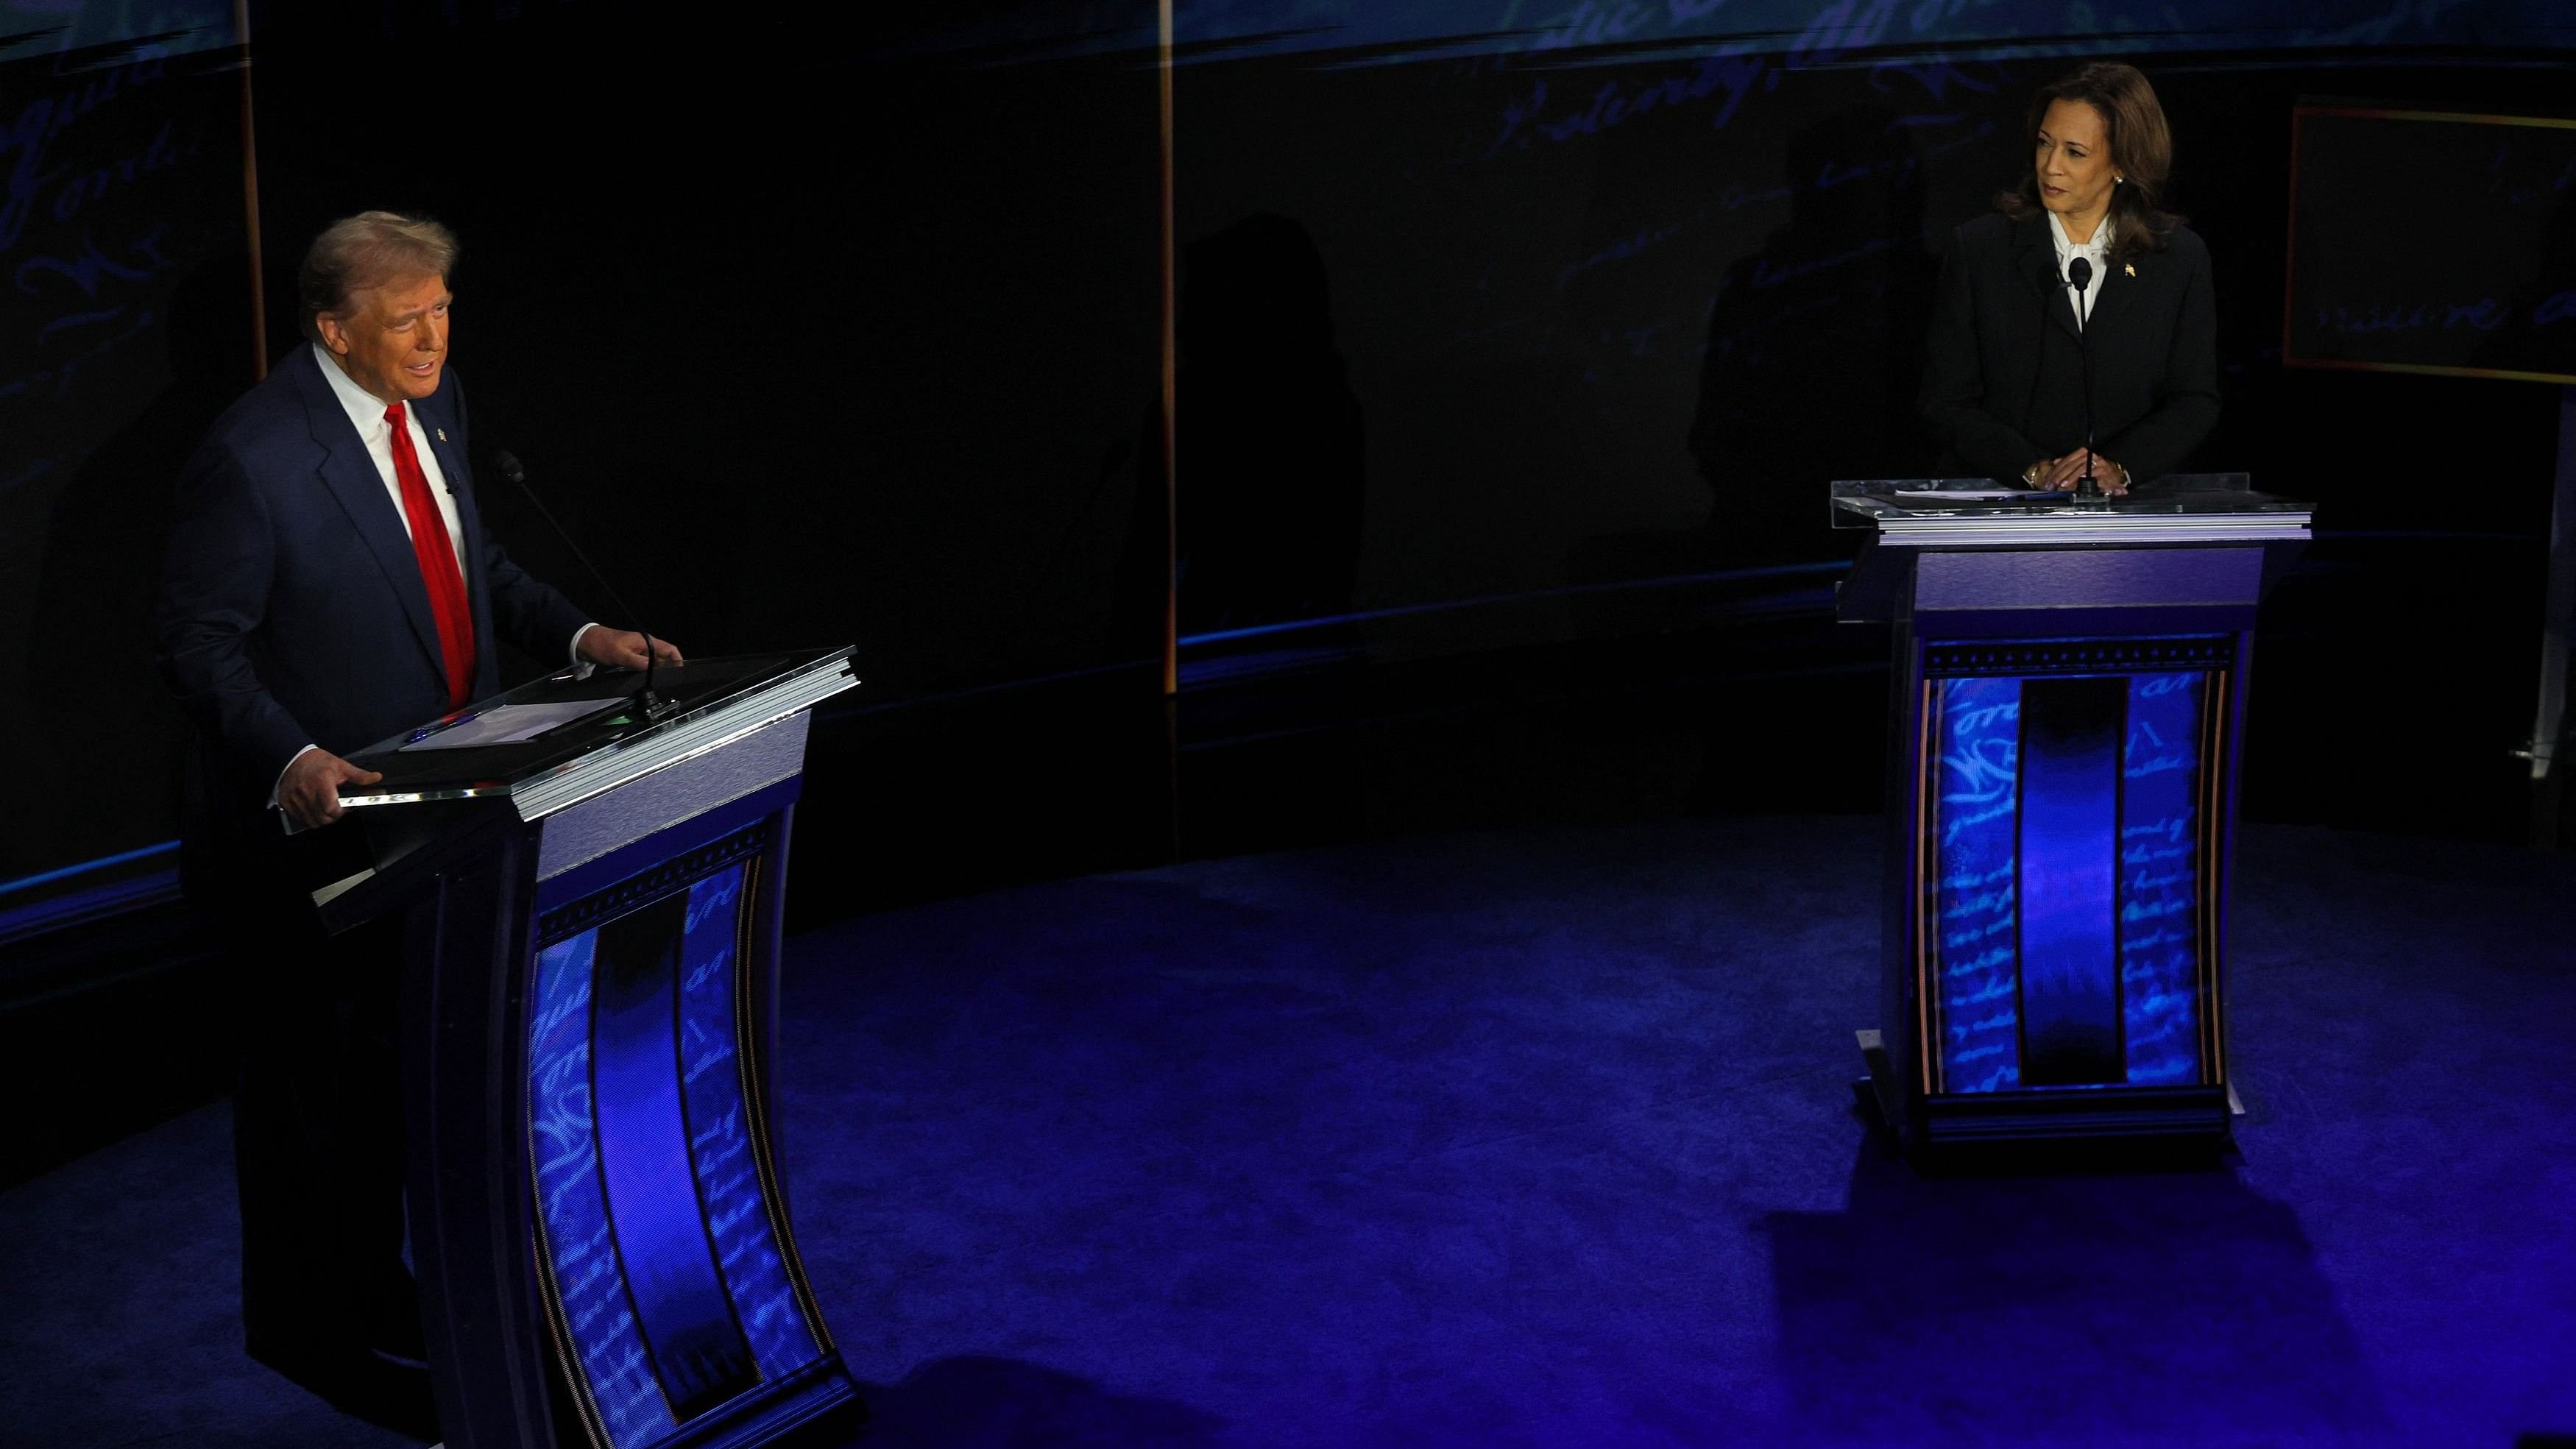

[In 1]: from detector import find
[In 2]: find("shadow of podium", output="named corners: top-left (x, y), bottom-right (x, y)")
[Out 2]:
top-left (1760, 1138), bottom-right (2385, 1445)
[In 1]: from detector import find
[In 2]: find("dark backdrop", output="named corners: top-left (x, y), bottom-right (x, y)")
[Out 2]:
top-left (1162, 48), bottom-right (2572, 612)
top-left (6, 0), bottom-right (2572, 891)
top-left (2, 14), bottom-right (254, 888)
top-left (238, 4), bottom-right (1167, 698)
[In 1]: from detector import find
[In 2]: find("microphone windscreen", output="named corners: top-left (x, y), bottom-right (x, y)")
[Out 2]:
top-left (2068, 256), bottom-right (2092, 288)
top-left (494, 450), bottom-right (526, 484)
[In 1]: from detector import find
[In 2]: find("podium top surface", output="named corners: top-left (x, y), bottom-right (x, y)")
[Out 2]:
top-left (337, 646), bottom-right (858, 821)
top-left (1830, 474), bottom-right (2313, 546)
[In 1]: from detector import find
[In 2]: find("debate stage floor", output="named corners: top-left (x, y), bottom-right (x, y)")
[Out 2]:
top-left (4, 817), bottom-right (2571, 1448)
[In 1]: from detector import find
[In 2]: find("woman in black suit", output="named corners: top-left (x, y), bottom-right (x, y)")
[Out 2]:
top-left (1921, 62), bottom-right (2218, 494)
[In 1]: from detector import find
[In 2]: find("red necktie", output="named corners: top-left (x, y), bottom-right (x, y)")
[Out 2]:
top-left (385, 402), bottom-right (477, 709)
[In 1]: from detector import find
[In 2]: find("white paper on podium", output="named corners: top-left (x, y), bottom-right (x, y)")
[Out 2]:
top-left (397, 699), bottom-right (621, 751)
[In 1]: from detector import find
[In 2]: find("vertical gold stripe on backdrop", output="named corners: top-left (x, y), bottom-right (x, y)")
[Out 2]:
top-left (1918, 676), bottom-right (1939, 1097)
top-left (1158, 0), bottom-right (1179, 697)
top-left (235, 0), bottom-right (267, 380)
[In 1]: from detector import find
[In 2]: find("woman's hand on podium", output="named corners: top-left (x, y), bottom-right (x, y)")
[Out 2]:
top-left (279, 748), bottom-right (383, 831)
top-left (576, 627), bottom-right (684, 673)
top-left (2031, 450), bottom-right (2130, 495)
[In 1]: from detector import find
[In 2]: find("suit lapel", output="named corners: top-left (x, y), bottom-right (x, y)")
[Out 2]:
top-left (289, 350), bottom-right (449, 686)
top-left (415, 388), bottom-right (479, 588)
top-left (2085, 247), bottom-right (2144, 344)
top-left (2013, 215), bottom-right (2081, 341)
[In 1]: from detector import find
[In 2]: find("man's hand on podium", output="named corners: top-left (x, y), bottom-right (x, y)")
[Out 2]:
top-left (280, 748), bottom-right (384, 831)
top-left (576, 627), bottom-right (684, 673)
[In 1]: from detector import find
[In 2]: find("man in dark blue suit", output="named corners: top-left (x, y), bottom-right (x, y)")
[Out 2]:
top-left (155, 211), bottom-right (673, 1435)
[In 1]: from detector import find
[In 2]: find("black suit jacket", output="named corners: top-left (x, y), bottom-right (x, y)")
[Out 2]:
top-left (155, 344), bottom-right (592, 825)
top-left (1919, 211), bottom-right (2219, 485)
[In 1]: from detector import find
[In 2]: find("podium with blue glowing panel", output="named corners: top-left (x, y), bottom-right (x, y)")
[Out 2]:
top-left (316, 648), bottom-right (863, 1449)
top-left (1832, 479), bottom-right (2310, 1150)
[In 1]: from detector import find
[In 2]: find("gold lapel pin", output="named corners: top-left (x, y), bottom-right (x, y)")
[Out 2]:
top-left (2123, 263), bottom-right (2136, 277)
top-left (436, 428), bottom-right (447, 442)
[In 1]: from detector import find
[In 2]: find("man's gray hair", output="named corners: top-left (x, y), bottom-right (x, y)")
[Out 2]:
top-left (298, 210), bottom-right (459, 343)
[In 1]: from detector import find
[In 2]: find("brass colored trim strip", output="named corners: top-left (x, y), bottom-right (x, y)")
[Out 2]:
top-left (1917, 674), bottom-right (1940, 1097)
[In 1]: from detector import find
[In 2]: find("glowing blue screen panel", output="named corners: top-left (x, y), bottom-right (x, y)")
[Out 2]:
top-left (1932, 677), bottom-right (2024, 1095)
top-left (531, 932), bottom-right (676, 1448)
top-left (1929, 663), bottom-right (2214, 1095)
top-left (675, 870), bottom-right (825, 1380)
top-left (590, 890), bottom-right (761, 1420)
top-left (528, 838), bottom-right (824, 1448)
top-left (2015, 677), bottom-right (2127, 1087)
top-left (2117, 673), bottom-right (2208, 1086)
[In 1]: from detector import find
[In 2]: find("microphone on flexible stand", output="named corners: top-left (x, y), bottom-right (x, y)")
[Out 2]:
top-left (490, 449), bottom-right (679, 721)
top-left (2065, 255), bottom-right (2103, 500)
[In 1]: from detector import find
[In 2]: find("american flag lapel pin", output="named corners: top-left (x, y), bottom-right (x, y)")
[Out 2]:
top-left (436, 427), bottom-right (447, 441)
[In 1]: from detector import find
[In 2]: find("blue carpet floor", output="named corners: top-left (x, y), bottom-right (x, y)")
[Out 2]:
top-left (4, 818), bottom-right (2572, 1448)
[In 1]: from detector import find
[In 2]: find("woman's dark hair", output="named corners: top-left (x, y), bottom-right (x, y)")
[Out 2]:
top-left (1997, 61), bottom-right (2181, 261)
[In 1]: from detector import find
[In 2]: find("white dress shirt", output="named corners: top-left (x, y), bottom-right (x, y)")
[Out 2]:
top-left (275, 347), bottom-right (598, 808)
top-left (2047, 210), bottom-right (2113, 329)
top-left (311, 342), bottom-right (468, 562)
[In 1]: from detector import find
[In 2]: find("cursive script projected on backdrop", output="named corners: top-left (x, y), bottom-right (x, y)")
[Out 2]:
top-left (1, 33), bottom-right (233, 495)
top-left (888, 0), bottom-right (2571, 69)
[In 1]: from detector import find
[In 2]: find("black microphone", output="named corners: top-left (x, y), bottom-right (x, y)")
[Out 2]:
top-left (2065, 256), bottom-right (2102, 500)
top-left (490, 450), bottom-right (677, 721)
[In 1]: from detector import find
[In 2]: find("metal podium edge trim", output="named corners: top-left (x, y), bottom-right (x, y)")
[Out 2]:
top-left (311, 867), bottom-right (375, 908)
top-left (1872, 514), bottom-right (2313, 548)
top-left (334, 653), bottom-right (860, 814)
top-left (509, 663), bottom-right (858, 823)
top-left (531, 728), bottom-right (807, 882)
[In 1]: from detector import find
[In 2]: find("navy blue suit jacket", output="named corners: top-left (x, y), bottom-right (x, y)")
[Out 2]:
top-left (156, 344), bottom-right (591, 815)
